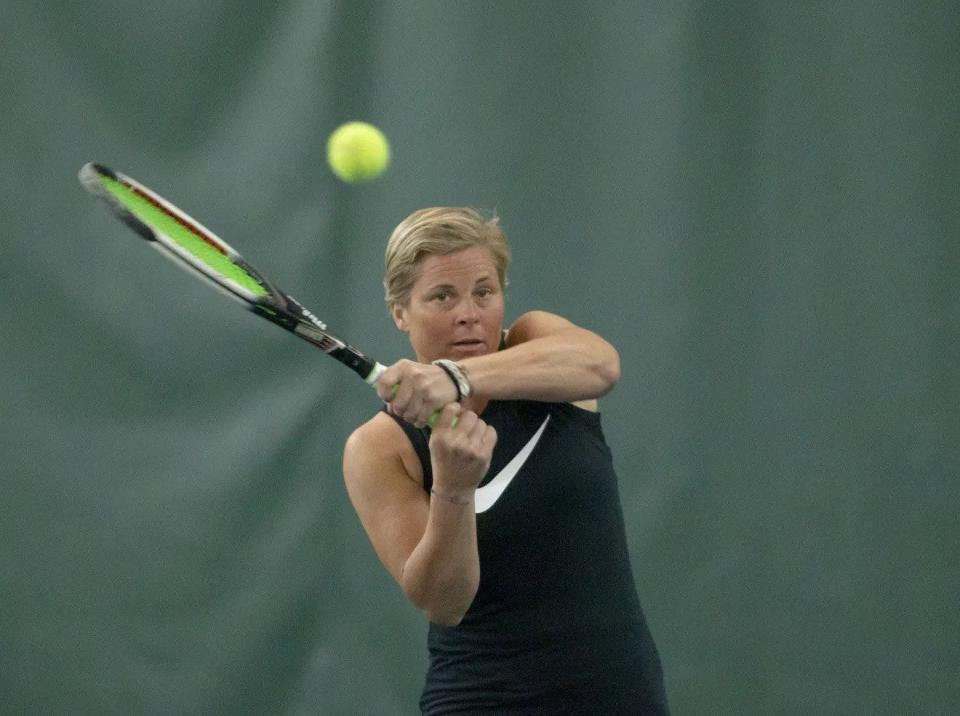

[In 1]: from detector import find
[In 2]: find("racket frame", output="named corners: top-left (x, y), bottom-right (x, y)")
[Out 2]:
top-left (78, 162), bottom-right (386, 386)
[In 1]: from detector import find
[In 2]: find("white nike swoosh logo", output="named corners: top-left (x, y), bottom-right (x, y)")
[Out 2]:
top-left (474, 415), bottom-right (550, 513)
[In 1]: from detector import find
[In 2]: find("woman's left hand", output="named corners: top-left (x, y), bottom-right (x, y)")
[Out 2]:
top-left (376, 359), bottom-right (460, 427)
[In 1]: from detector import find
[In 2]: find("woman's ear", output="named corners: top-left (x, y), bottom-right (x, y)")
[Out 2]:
top-left (391, 302), bottom-right (409, 332)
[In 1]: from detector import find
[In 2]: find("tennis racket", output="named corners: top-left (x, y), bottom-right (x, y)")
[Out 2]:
top-left (77, 162), bottom-right (388, 387)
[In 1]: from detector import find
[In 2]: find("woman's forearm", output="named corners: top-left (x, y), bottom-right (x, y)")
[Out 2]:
top-left (462, 322), bottom-right (621, 403)
top-left (400, 494), bottom-right (480, 626)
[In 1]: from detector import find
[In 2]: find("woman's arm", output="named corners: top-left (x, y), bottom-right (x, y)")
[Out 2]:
top-left (343, 404), bottom-right (496, 625)
top-left (461, 310), bottom-right (620, 403)
top-left (374, 311), bottom-right (619, 427)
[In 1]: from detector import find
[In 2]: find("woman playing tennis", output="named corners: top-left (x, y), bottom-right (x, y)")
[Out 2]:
top-left (343, 208), bottom-right (669, 714)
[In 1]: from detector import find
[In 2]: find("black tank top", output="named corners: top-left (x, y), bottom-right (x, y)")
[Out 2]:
top-left (387, 400), bottom-right (669, 714)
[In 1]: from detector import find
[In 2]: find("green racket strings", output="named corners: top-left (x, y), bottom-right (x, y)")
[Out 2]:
top-left (99, 174), bottom-right (269, 298)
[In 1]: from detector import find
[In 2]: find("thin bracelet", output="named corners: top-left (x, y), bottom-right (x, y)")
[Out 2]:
top-left (430, 487), bottom-right (472, 506)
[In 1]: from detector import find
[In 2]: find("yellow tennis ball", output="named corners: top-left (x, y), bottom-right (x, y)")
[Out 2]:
top-left (326, 121), bottom-right (391, 183)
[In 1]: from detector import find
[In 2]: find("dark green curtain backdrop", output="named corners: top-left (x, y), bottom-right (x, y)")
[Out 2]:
top-left (3, 2), bottom-right (957, 714)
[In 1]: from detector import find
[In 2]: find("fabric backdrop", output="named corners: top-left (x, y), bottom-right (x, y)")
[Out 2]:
top-left (3, 2), bottom-right (957, 713)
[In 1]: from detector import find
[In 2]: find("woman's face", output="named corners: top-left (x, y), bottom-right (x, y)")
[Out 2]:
top-left (392, 245), bottom-right (505, 363)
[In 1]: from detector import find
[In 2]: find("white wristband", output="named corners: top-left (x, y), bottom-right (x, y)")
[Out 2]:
top-left (431, 359), bottom-right (472, 401)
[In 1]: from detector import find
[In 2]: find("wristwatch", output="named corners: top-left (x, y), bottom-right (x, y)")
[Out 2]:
top-left (431, 359), bottom-right (472, 401)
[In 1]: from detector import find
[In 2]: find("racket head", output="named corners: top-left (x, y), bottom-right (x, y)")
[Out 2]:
top-left (78, 163), bottom-right (274, 305)
top-left (76, 163), bottom-right (391, 378)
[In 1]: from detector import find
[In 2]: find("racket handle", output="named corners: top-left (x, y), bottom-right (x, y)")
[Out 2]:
top-left (427, 411), bottom-right (458, 429)
top-left (389, 385), bottom-right (454, 429)
top-left (365, 362), bottom-right (388, 385)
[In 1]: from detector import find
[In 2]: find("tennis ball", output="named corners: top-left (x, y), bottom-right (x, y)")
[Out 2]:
top-left (326, 121), bottom-right (391, 183)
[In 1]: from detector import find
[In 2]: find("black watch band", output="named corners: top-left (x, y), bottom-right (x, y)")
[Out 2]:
top-left (431, 359), bottom-right (471, 401)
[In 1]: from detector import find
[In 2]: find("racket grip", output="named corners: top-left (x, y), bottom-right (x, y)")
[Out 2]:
top-left (389, 385), bottom-right (453, 429)
top-left (427, 411), bottom-right (458, 429)
top-left (365, 362), bottom-right (387, 385)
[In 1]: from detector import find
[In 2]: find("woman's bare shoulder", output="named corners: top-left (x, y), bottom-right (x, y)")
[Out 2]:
top-left (344, 411), bottom-right (424, 488)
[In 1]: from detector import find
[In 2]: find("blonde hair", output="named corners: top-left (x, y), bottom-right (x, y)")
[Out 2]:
top-left (383, 207), bottom-right (511, 306)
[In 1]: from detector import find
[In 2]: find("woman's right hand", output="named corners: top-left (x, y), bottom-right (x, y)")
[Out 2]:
top-left (428, 403), bottom-right (497, 502)
top-left (376, 359), bottom-right (461, 428)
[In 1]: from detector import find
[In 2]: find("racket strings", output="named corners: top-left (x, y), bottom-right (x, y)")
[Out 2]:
top-left (100, 174), bottom-right (269, 299)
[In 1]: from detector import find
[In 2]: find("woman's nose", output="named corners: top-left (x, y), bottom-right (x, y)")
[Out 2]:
top-left (456, 299), bottom-right (480, 324)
